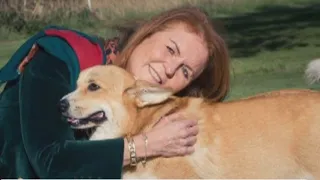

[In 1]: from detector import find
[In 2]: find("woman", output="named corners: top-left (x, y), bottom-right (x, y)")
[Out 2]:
top-left (0, 6), bottom-right (230, 178)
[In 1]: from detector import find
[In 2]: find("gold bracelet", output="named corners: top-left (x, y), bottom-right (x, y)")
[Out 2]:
top-left (141, 133), bottom-right (148, 167)
top-left (126, 135), bottom-right (137, 166)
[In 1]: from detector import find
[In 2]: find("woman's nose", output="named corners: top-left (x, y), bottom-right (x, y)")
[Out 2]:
top-left (165, 57), bottom-right (183, 78)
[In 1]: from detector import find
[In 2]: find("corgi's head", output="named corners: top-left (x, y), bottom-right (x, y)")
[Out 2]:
top-left (59, 65), bottom-right (174, 137)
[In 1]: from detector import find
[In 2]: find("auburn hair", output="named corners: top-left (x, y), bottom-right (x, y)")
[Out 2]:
top-left (113, 6), bottom-right (230, 102)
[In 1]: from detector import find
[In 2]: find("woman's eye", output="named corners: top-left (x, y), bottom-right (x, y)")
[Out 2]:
top-left (166, 46), bottom-right (175, 55)
top-left (182, 66), bottom-right (189, 79)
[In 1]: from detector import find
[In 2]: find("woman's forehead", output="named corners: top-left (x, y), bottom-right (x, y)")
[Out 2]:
top-left (160, 23), bottom-right (209, 73)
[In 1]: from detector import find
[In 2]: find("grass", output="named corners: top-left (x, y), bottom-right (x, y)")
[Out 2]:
top-left (0, 40), bottom-right (24, 67)
top-left (1, 0), bottom-right (320, 100)
top-left (223, 1), bottom-right (320, 99)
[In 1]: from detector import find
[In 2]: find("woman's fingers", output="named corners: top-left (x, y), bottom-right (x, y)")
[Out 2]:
top-left (162, 112), bottom-right (185, 123)
top-left (149, 111), bottom-right (200, 157)
top-left (179, 121), bottom-right (199, 138)
top-left (154, 112), bottom-right (192, 128)
top-left (178, 136), bottom-right (197, 146)
top-left (153, 113), bottom-right (182, 128)
top-left (186, 135), bottom-right (197, 146)
top-left (176, 146), bottom-right (195, 156)
top-left (186, 146), bottom-right (195, 154)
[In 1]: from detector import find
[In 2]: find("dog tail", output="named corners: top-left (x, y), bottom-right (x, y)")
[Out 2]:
top-left (305, 58), bottom-right (320, 85)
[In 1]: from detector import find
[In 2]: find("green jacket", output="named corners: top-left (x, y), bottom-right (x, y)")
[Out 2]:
top-left (0, 26), bottom-right (124, 178)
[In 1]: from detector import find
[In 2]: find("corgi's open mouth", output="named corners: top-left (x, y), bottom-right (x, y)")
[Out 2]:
top-left (66, 111), bottom-right (107, 127)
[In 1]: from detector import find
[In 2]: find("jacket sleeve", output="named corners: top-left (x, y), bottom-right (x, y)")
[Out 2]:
top-left (19, 49), bottom-right (124, 178)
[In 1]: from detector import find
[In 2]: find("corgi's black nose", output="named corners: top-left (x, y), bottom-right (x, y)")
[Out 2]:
top-left (59, 99), bottom-right (70, 113)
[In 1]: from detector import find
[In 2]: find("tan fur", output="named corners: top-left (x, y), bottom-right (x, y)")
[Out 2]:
top-left (62, 65), bottom-right (320, 179)
top-left (243, 89), bottom-right (317, 100)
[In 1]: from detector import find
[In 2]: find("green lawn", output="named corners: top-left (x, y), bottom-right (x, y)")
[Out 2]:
top-left (223, 1), bottom-right (320, 100)
top-left (0, 40), bottom-right (24, 67)
top-left (1, 1), bottom-right (320, 100)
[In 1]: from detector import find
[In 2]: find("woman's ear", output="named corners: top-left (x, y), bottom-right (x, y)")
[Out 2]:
top-left (124, 80), bottom-right (174, 108)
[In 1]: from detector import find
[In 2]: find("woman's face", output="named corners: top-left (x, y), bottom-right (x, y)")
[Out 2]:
top-left (126, 23), bottom-right (209, 93)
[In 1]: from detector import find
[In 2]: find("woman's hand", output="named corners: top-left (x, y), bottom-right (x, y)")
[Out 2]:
top-left (123, 112), bottom-right (199, 167)
top-left (147, 112), bottom-right (199, 157)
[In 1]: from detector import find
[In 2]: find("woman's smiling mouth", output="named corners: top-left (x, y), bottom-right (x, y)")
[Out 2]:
top-left (148, 65), bottom-right (162, 84)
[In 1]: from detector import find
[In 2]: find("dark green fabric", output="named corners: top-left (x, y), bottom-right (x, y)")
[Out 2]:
top-left (0, 79), bottom-right (36, 177)
top-left (0, 25), bottom-right (107, 90)
top-left (36, 36), bottom-right (80, 89)
top-left (0, 49), bottom-right (124, 178)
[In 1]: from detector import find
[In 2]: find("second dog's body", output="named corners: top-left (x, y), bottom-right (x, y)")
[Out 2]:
top-left (61, 65), bottom-right (320, 179)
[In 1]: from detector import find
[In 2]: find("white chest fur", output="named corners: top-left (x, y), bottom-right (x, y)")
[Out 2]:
top-left (89, 121), bottom-right (120, 140)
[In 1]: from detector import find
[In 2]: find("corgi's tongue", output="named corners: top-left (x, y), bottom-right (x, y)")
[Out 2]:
top-left (91, 111), bottom-right (104, 119)
top-left (67, 118), bottom-right (79, 124)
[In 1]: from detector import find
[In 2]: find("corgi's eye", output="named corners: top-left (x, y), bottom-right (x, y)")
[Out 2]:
top-left (88, 83), bottom-right (100, 91)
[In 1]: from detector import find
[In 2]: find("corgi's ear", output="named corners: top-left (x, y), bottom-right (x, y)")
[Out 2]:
top-left (124, 80), bottom-right (174, 108)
